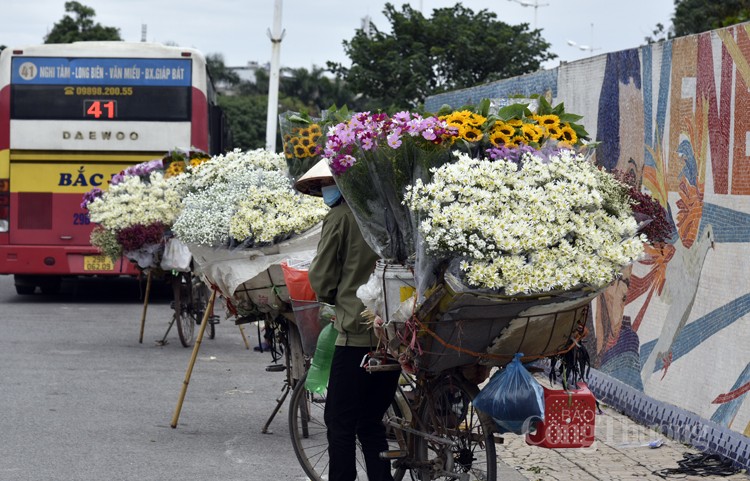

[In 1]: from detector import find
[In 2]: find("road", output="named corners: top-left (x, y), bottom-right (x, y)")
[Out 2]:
top-left (0, 274), bottom-right (306, 481)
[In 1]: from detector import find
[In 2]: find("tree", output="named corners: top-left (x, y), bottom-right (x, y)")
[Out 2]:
top-left (206, 53), bottom-right (241, 88)
top-left (672, 0), bottom-right (750, 37)
top-left (328, 3), bottom-right (556, 109)
top-left (44, 1), bottom-right (121, 43)
top-left (279, 66), bottom-right (369, 114)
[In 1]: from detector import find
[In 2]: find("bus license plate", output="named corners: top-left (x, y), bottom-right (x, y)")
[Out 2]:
top-left (84, 255), bottom-right (114, 271)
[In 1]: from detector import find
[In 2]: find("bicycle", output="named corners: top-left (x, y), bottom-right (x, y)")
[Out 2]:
top-left (287, 361), bottom-right (497, 481)
top-left (165, 271), bottom-right (217, 347)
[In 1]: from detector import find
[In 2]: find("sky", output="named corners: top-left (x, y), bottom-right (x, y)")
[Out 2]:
top-left (3, 0), bottom-right (675, 71)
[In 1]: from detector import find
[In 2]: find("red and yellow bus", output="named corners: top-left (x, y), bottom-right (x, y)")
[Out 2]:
top-left (0, 42), bottom-right (228, 294)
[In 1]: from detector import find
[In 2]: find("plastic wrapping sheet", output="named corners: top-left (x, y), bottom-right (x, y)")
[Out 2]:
top-left (335, 143), bottom-right (452, 264)
top-left (187, 224), bottom-right (321, 314)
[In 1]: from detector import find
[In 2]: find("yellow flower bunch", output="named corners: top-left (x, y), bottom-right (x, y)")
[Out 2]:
top-left (189, 156), bottom-right (210, 168)
top-left (283, 123), bottom-right (323, 160)
top-left (164, 161), bottom-right (185, 178)
top-left (439, 110), bottom-right (488, 143)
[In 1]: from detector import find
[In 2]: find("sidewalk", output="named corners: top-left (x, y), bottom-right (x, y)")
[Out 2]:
top-left (493, 383), bottom-right (749, 481)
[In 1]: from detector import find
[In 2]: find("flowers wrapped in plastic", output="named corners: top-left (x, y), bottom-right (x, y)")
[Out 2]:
top-left (324, 111), bottom-right (457, 263)
top-left (83, 158), bottom-right (189, 269)
top-left (279, 111), bottom-right (326, 182)
top-left (171, 149), bottom-right (327, 316)
top-left (404, 148), bottom-right (645, 296)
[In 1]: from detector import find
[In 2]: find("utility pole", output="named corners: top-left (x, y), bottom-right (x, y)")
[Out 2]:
top-left (567, 23), bottom-right (600, 56)
top-left (265, 0), bottom-right (284, 152)
top-left (506, 0), bottom-right (549, 30)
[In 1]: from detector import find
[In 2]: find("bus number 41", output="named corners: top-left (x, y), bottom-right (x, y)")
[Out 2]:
top-left (84, 100), bottom-right (116, 119)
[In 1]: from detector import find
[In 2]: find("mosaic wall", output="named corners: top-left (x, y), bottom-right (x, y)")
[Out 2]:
top-left (426, 23), bottom-right (750, 437)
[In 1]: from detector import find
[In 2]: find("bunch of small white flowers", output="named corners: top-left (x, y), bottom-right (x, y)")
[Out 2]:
top-left (189, 148), bottom-right (286, 191)
top-left (87, 171), bottom-right (188, 231)
top-left (173, 162), bottom-right (325, 247)
top-left (229, 183), bottom-right (327, 245)
top-left (404, 150), bottom-right (645, 295)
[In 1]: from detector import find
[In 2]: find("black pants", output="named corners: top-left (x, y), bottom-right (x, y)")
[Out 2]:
top-left (324, 345), bottom-right (401, 481)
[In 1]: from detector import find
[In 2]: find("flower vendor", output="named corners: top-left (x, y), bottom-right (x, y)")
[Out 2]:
top-left (295, 159), bottom-right (400, 481)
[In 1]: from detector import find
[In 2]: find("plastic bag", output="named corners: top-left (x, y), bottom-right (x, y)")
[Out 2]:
top-left (281, 260), bottom-right (316, 301)
top-left (472, 353), bottom-right (544, 435)
top-left (161, 238), bottom-right (192, 272)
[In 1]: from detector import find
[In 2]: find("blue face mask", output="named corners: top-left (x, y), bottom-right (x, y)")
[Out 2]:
top-left (321, 184), bottom-right (342, 206)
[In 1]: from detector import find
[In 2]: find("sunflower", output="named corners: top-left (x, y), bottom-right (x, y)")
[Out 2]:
top-left (545, 125), bottom-right (563, 140)
top-left (560, 123), bottom-right (578, 144)
top-left (489, 130), bottom-right (511, 147)
top-left (521, 123), bottom-right (543, 143)
top-left (493, 122), bottom-right (516, 138)
top-left (189, 157), bottom-right (209, 168)
top-left (506, 118), bottom-right (523, 127)
top-left (440, 110), bottom-right (469, 128)
top-left (534, 114), bottom-right (561, 129)
top-left (309, 124), bottom-right (322, 136)
top-left (465, 112), bottom-right (487, 128)
top-left (460, 125), bottom-right (483, 142)
top-left (293, 145), bottom-right (307, 157)
top-left (305, 144), bottom-right (321, 157)
top-left (164, 161), bottom-right (185, 178)
top-left (510, 135), bottom-right (526, 147)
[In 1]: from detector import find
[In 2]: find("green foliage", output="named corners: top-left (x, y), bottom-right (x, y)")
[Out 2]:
top-left (44, 1), bottom-right (121, 43)
top-left (206, 53), bottom-right (240, 86)
top-left (216, 62), bottom-right (370, 151)
top-left (218, 95), bottom-right (268, 151)
top-left (672, 0), bottom-right (750, 37)
top-left (329, 3), bottom-right (556, 109)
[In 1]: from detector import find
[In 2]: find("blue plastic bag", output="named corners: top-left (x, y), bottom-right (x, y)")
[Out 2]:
top-left (472, 353), bottom-right (544, 435)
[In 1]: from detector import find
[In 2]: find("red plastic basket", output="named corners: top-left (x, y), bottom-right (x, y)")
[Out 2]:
top-left (525, 382), bottom-right (597, 448)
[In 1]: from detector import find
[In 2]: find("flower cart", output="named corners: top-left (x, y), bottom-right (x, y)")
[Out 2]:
top-left (318, 100), bottom-right (658, 452)
top-left (82, 149), bottom-right (213, 347)
top-left (167, 148), bottom-right (328, 429)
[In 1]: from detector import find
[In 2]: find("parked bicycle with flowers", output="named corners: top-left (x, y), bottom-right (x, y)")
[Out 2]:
top-left (286, 98), bottom-right (664, 480)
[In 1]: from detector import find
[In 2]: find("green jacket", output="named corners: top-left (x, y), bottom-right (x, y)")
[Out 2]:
top-left (309, 202), bottom-right (379, 347)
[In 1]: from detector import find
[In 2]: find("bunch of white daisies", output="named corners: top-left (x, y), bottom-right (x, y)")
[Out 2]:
top-left (404, 150), bottom-right (645, 295)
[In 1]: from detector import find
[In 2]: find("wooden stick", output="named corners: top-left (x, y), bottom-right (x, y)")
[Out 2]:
top-left (170, 288), bottom-right (217, 428)
top-left (238, 324), bottom-right (251, 350)
top-left (139, 270), bottom-right (152, 344)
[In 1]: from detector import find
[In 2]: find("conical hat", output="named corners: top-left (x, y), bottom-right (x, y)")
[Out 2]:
top-left (294, 158), bottom-right (334, 197)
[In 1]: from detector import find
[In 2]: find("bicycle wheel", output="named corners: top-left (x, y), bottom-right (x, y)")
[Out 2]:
top-left (414, 374), bottom-right (496, 481)
top-left (288, 371), bottom-right (408, 481)
top-left (173, 273), bottom-right (194, 347)
top-left (288, 371), bottom-right (330, 481)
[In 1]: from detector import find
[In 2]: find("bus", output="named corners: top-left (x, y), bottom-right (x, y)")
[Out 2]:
top-left (0, 42), bottom-right (229, 295)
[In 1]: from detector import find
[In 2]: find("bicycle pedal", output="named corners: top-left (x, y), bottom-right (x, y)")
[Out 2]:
top-left (265, 364), bottom-right (286, 372)
top-left (380, 450), bottom-right (408, 460)
top-left (208, 315), bottom-right (220, 325)
top-left (493, 434), bottom-right (505, 444)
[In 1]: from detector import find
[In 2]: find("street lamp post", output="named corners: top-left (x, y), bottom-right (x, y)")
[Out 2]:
top-left (506, 0), bottom-right (549, 30)
top-left (567, 22), bottom-right (600, 56)
top-left (265, 0), bottom-right (285, 153)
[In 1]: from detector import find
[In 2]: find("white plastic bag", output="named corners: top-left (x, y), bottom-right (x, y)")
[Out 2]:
top-left (161, 238), bottom-right (192, 272)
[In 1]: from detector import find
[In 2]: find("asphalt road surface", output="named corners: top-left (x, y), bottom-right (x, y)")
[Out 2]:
top-left (0, 274), bottom-right (308, 481)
